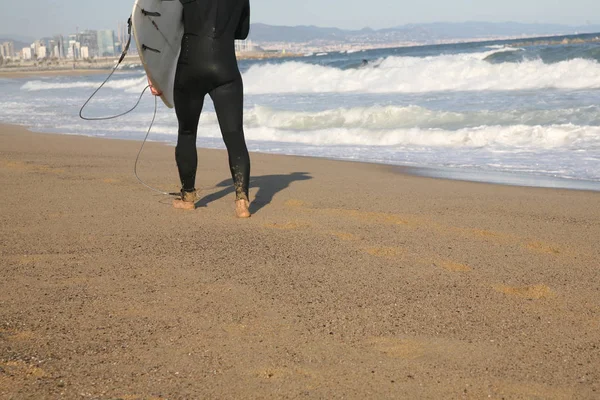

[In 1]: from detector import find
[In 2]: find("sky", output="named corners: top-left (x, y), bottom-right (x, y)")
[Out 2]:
top-left (1, 0), bottom-right (599, 39)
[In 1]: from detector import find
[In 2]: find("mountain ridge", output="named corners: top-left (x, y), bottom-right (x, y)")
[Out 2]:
top-left (247, 21), bottom-right (600, 44)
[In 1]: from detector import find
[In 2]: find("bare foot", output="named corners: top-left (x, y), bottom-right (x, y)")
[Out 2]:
top-left (235, 199), bottom-right (251, 218)
top-left (173, 190), bottom-right (197, 210)
top-left (173, 198), bottom-right (196, 210)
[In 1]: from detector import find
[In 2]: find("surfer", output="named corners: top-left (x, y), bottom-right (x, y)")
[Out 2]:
top-left (150, 0), bottom-right (252, 218)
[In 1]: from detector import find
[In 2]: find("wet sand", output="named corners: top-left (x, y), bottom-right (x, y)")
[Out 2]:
top-left (1, 124), bottom-right (599, 399)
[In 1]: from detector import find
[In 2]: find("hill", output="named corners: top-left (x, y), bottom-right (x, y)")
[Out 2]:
top-left (247, 21), bottom-right (600, 44)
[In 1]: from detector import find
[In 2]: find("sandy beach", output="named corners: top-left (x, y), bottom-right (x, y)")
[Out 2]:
top-left (0, 70), bottom-right (115, 79)
top-left (1, 124), bottom-right (599, 398)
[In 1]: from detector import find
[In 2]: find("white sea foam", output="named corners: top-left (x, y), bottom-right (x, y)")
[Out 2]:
top-left (243, 51), bottom-right (600, 94)
top-left (241, 123), bottom-right (599, 149)
top-left (485, 45), bottom-right (523, 51)
top-left (20, 50), bottom-right (600, 96)
top-left (5, 93), bottom-right (599, 150)
top-left (21, 76), bottom-right (147, 92)
top-left (245, 105), bottom-right (600, 131)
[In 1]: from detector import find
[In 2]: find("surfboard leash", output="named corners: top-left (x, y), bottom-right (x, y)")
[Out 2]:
top-left (133, 95), bottom-right (179, 196)
top-left (78, 17), bottom-right (145, 121)
top-left (78, 17), bottom-right (178, 197)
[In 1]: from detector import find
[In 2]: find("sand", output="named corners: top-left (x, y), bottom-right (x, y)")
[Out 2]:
top-left (0, 70), bottom-right (112, 79)
top-left (1, 124), bottom-right (599, 399)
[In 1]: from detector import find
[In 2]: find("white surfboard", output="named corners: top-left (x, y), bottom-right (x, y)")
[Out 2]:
top-left (131, 0), bottom-right (183, 108)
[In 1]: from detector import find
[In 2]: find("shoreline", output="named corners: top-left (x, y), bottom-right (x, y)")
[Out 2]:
top-left (0, 68), bottom-right (115, 79)
top-left (0, 51), bottom-right (304, 79)
top-left (7, 122), bottom-right (599, 194)
top-left (405, 165), bottom-right (600, 193)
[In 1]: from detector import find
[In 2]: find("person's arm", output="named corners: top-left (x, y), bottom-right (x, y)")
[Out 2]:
top-left (235, 0), bottom-right (250, 40)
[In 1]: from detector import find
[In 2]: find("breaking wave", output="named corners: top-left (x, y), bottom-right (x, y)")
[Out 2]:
top-left (243, 51), bottom-right (600, 94)
top-left (21, 76), bottom-right (147, 92)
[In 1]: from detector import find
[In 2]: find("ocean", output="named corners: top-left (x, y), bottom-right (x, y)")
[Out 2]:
top-left (2, 33), bottom-right (600, 190)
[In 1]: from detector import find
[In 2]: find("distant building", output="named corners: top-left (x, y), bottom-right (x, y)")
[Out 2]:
top-left (97, 30), bottom-right (115, 57)
top-left (116, 21), bottom-right (129, 50)
top-left (81, 46), bottom-right (89, 59)
top-left (6, 41), bottom-right (15, 57)
top-left (0, 41), bottom-right (15, 59)
top-left (68, 40), bottom-right (81, 59)
top-left (53, 35), bottom-right (66, 58)
top-left (40, 37), bottom-right (53, 49)
top-left (42, 38), bottom-right (58, 59)
top-left (79, 30), bottom-right (99, 58)
top-left (30, 40), bottom-right (44, 59)
top-left (43, 36), bottom-right (67, 59)
top-left (65, 35), bottom-right (79, 58)
top-left (37, 46), bottom-right (47, 59)
top-left (22, 47), bottom-right (32, 60)
top-left (235, 39), bottom-right (262, 52)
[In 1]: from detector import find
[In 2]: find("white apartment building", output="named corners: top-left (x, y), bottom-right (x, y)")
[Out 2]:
top-left (22, 47), bottom-right (32, 60)
top-left (37, 45), bottom-right (47, 59)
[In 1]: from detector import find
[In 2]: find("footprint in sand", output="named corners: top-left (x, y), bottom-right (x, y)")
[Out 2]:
top-left (0, 329), bottom-right (36, 342)
top-left (525, 241), bottom-right (561, 255)
top-left (11, 253), bottom-right (64, 267)
top-left (363, 247), bottom-right (404, 258)
top-left (367, 336), bottom-right (494, 363)
top-left (436, 260), bottom-right (472, 272)
top-left (1, 160), bottom-right (64, 174)
top-left (263, 221), bottom-right (310, 230)
top-left (7, 254), bottom-right (47, 266)
top-left (284, 199), bottom-right (411, 227)
top-left (326, 209), bottom-right (409, 226)
top-left (329, 231), bottom-right (358, 241)
top-left (469, 228), bottom-right (506, 239)
top-left (252, 367), bottom-right (315, 382)
top-left (284, 199), bottom-right (310, 208)
top-left (486, 379), bottom-right (575, 399)
top-left (0, 360), bottom-right (46, 379)
top-left (367, 337), bottom-right (427, 360)
top-left (494, 284), bottom-right (555, 300)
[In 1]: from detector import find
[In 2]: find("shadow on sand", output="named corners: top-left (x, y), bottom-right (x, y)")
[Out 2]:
top-left (196, 172), bottom-right (312, 214)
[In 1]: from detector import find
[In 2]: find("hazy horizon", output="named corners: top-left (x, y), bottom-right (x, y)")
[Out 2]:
top-left (2, 20), bottom-right (600, 42)
top-left (0, 0), bottom-right (599, 39)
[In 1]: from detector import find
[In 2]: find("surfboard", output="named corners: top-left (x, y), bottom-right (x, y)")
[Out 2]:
top-left (131, 0), bottom-right (184, 108)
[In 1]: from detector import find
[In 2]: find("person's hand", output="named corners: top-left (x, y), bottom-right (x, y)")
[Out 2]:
top-left (147, 77), bottom-right (162, 96)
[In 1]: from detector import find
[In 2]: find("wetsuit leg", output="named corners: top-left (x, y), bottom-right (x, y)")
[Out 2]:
top-left (174, 75), bottom-right (205, 192)
top-left (209, 77), bottom-right (250, 201)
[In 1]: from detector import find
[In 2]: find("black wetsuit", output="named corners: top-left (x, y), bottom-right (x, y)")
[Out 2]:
top-left (175, 0), bottom-right (251, 200)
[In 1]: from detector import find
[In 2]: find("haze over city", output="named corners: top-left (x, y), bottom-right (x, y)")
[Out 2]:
top-left (1, 0), bottom-right (600, 38)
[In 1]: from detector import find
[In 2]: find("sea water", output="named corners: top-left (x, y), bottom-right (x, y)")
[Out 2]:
top-left (2, 34), bottom-right (600, 190)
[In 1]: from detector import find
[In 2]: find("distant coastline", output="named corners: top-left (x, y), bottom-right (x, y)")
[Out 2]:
top-left (505, 33), bottom-right (600, 47)
top-left (0, 51), bottom-right (305, 76)
top-left (1, 31), bottom-right (599, 77)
